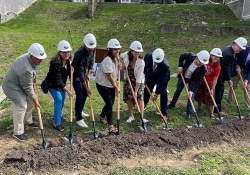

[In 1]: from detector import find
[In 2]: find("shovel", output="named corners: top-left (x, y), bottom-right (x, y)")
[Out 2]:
top-left (115, 68), bottom-right (123, 135)
top-left (145, 84), bottom-right (171, 131)
top-left (88, 81), bottom-right (102, 139)
top-left (230, 84), bottom-right (244, 120)
top-left (122, 62), bottom-right (152, 132)
top-left (239, 73), bottom-right (250, 103)
top-left (203, 78), bottom-right (227, 124)
top-left (37, 107), bottom-right (52, 149)
top-left (64, 67), bottom-right (78, 146)
top-left (180, 73), bottom-right (203, 128)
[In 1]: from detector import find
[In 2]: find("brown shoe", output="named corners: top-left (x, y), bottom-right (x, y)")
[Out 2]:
top-left (219, 111), bottom-right (228, 116)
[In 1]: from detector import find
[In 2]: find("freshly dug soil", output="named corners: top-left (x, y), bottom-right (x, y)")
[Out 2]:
top-left (1, 119), bottom-right (250, 173)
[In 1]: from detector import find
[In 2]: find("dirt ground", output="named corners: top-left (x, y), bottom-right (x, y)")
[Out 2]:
top-left (0, 118), bottom-right (250, 174)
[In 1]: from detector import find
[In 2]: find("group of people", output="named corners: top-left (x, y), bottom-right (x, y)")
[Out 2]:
top-left (2, 33), bottom-right (249, 142)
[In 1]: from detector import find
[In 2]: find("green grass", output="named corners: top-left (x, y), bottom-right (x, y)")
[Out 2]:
top-left (0, 0), bottom-right (250, 173)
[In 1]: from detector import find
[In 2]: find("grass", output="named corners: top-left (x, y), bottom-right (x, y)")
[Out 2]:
top-left (0, 0), bottom-right (250, 174)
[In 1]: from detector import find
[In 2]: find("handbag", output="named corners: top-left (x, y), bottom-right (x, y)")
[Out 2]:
top-left (41, 79), bottom-right (50, 94)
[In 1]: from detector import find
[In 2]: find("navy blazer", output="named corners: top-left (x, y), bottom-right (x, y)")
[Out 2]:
top-left (178, 52), bottom-right (207, 93)
top-left (242, 46), bottom-right (250, 81)
top-left (221, 45), bottom-right (238, 80)
top-left (144, 52), bottom-right (170, 95)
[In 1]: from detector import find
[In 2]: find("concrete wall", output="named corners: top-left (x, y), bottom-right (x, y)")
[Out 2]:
top-left (0, 0), bottom-right (38, 23)
top-left (225, 0), bottom-right (250, 21)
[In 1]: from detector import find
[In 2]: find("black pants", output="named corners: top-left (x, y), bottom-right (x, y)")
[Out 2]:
top-left (214, 75), bottom-right (226, 112)
top-left (96, 83), bottom-right (115, 125)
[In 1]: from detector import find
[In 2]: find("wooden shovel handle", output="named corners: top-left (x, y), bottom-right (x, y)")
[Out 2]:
top-left (203, 77), bottom-right (218, 108)
top-left (180, 73), bottom-right (196, 113)
top-left (37, 107), bottom-right (43, 130)
top-left (238, 73), bottom-right (250, 103)
top-left (230, 84), bottom-right (239, 106)
top-left (117, 69), bottom-right (121, 120)
top-left (145, 84), bottom-right (164, 118)
top-left (70, 66), bottom-right (73, 123)
top-left (87, 81), bottom-right (95, 122)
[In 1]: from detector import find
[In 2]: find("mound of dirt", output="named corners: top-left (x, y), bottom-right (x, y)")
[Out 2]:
top-left (1, 119), bottom-right (250, 173)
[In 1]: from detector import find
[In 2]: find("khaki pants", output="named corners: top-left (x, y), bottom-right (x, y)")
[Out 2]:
top-left (12, 97), bottom-right (33, 135)
top-left (226, 72), bottom-right (250, 110)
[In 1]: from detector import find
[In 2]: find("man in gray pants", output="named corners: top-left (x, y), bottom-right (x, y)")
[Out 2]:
top-left (2, 43), bottom-right (47, 142)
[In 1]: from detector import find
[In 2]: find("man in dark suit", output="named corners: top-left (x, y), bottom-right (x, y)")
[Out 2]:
top-left (214, 37), bottom-right (247, 115)
top-left (144, 48), bottom-right (170, 120)
top-left (226, 45), bottom-right (250, 110)
top-left (168, 50), bottom-right (209, 121)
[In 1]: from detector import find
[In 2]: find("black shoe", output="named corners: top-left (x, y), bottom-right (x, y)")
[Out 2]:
top-left (186, 114), bottom-right (192, 121)
top-left (53, 124), bottom-right (64, 132)
top-left (168, 103), bottom-right (175, 109)
top-left (28, 122), bottom-right (39, 129)
top-left (13, 134), bottom-right (27, 142)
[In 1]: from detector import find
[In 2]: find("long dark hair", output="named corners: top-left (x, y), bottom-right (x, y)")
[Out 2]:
top-left (103, 48), bottom-right (119, 63)
top-left (50, 52), bottom-right (72, 64)
top-left (209, 55), bottom-right (220, 67)
top-left (127, 49), bottom-right (143, 62)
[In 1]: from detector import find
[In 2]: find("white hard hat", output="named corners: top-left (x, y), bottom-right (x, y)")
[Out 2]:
top-left (197, 50), bottom-right (209, 64)
top-left (130, 41), bottom-right (143, 52)
top-left (83, 33), bottom-right (96, 49)
top-left (210, 48), bottom-right (223, 57)
top-left (152, 48), bottom-right (164, 63)
top-left (58, 40), bottom-right (72, 52)
top-left (107, 38), bottom-right (122, 49)
top-left (28, 43), bottom-right (47, 60)
top-left (234, 37), bottom-right (247, 50)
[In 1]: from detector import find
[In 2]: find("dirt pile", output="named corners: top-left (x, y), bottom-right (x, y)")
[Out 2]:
top-left (1, 119), bottom-right (250, 172)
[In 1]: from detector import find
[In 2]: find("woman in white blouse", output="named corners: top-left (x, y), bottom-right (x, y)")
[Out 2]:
top-left (95, 39), bottom-right (121, 135)
top-left (120, 41), bottom-right (148, 124)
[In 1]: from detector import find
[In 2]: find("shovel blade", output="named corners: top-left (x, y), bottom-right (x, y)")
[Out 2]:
top-left (37, 142), bottom-right (52, 149)
top-left (163, 127), bottom-right (172, 131)
top-left (193, 123), bottom-right (204, 128)
top-left (90, 133), bottom-right (102, 140)
top-left (216, 117), bottom-right (228, 124)
top-left (138, 123), bottom-right (152, 132)
top-left (64, 135), bottom-right (78, 147)
top-left (235, 115), bottom-right (245, 120)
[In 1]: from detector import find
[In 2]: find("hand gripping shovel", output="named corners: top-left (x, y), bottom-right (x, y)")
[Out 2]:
top-left (239, 73), bottom-right (250, 104)
top-left (115, 68), bottom-right (123, 136)
top-left (180, 73), bottom-right (203, 128)
top-left (122, 65), bottom-right (152, 132)
top-left (37, 108), bottom-right (52, 149)
top-left (64, 67), bottom-right (78, 146)
top-left (230, 84), bottom-right (244, 120)
top-left (145, 84), bottom-right (171, 131)
top-left (88, 81), bottom-right (102, 139)
top-left (203, 78), bottom-right (227, 124)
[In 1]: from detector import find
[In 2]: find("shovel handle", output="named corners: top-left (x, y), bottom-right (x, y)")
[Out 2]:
top-left (70, 66), bottom-right (73, 123)
top-left (117, 69), bottom-right (121, 120)
top-left (230, 84), bottom-right (239, 106)
top-left (37, 107), bottom-right (43, 130)
top-left (145, 84), bottom-right (164, 118)
top-left (180, 73), bottom-right (196, 113)
top-left (87, 81), bottom-right (95, 122)
top-left (238, 73), bottom-right (250, 103)
top-left (203, 78), bottom-right (218, 108)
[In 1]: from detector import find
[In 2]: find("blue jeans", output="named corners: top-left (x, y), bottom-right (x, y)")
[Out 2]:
top-left (73, 79), bottom-right (88, 121)
top-left (49, 88), bottom-right (65, 125)
top-left (96, 83), bottom-right (115, 126)
top-left (171, 77), bottom-right (194, 115)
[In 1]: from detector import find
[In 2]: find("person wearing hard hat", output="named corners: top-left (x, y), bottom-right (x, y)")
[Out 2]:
top-left (226, 44), bottom-right (250, 111)
top-left (43, 40), bottom-right (73, 132)
top-left (242, 46), bottom-right (250, 112)
top-left (95, 39), bottom-right (121, 134)
top-left (120, 41), bottom-right (149, 124)
top-left (71, 33), bottom-right (97, 128)
top-left (168, 50), bottom-right (209, 121)
top-left (144, 48), bottom-right (170, 122)
top-left (2, 43), bottom-right (47, 142)
top-left (195, 48), bottom-right (222, 119)
top-left (214, 37), bottom-right (247, 116)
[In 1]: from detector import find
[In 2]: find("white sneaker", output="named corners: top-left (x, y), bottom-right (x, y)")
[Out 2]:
top-left (126, 117), bottom-right (135, 123)
top-left (76, 119), bottom-right (88, 128)
top-left (82, 111), bottom-right (90, 117)
top-left (142, 118), bottom-right (148, 123)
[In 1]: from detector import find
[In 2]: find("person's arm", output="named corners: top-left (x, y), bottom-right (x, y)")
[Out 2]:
top-left (106, 73), bottom-right (119, 93)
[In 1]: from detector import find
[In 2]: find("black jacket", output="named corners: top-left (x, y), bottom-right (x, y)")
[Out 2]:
top-left (71, 46), bottom-right (94, 82)
top-left (178, 52), bottom-right (207, 92)
top-left (46, 54), bottom-right (71, 90)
